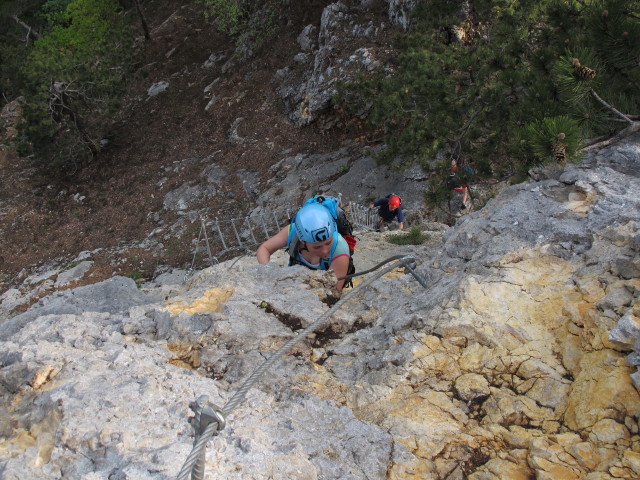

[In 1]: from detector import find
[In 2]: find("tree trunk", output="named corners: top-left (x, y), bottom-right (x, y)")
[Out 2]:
top-left (133, 0), bottom-right (151, 40)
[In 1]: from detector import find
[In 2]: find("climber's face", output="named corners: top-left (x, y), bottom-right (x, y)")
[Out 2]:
top-left (305, 238), bottom-right (333, 258)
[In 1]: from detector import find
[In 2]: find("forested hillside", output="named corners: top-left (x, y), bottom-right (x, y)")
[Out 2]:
top-left (1, 0), bottom-right (638, 296)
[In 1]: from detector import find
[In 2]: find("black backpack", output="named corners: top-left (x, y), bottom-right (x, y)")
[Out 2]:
top-left (334, 205), bottom-right (356, 288)
top-left (447, 173), bottom-right (459, 189)
top-left (448, 165), bottom-right (475, 189)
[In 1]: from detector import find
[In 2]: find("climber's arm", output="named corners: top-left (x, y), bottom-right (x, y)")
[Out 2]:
top-left (329, 254), bottom-right (350, 291)
top-left (256, 227), bottom-right (289, 264)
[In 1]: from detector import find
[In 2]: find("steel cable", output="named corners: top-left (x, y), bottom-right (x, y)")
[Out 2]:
top-left (176, 255), bottom-right (424, 480)
top-left (336, 254), bottom-right (412, 282)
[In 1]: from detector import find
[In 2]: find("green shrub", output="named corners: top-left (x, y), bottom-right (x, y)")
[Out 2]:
top-left (387, 226), bottom-right (427, 246)
top-left (197, 0), bottom-right (284, 58)
top-left (126, 271), bottom-right (144, 287)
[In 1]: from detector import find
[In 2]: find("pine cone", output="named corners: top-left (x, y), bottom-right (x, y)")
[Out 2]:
top-left (551, 142), bottom-right (566, 162)
top-left (576, 65), bottom-right (597, 79)
top-left (572, 58), bottom-right (596, 79)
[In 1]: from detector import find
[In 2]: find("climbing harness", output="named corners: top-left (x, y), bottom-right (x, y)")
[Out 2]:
top-left (175, 255), bottom-right (428, 480)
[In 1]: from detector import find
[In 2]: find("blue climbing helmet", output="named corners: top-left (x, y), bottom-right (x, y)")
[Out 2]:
top-left (293, 203), bottom-right (336, 243)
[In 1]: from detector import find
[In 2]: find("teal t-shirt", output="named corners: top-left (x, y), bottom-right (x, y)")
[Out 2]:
top-left (287, 224), bottom-right (350, 270)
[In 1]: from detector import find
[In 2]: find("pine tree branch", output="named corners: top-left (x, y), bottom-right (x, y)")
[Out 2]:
top-left (450, 105), bottom-right (484, 157)
top-left (581, 122), bottom-right (640, 152)
top-left (590, 89), bottom-right (633, 124)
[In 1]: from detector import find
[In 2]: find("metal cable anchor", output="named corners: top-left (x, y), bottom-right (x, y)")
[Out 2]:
top-left (192, 395), bottom-right (226, 436)
top-left (402, 259), bottom-right (429, 289)
top-left (188, 396), bottom-right (226, 480)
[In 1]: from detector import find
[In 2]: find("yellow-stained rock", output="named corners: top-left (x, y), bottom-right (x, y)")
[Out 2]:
top-left (528, 455), bottom-right (582, 480)
top-left (30, 407), bottom-right (61, 467)
top-left (623, 450), bottom-right (640, 475)
top-left (482, 386), bottom-right (553, 428)
top-left (568, 441), bottom-right (603, 471)
top-left (608, 465), bottom-right (636, 478)
top-left (31, 365), bottom-right (57, 390)
top-left (502, 425), bottom-right (540, 449)
top-left (564, 350), bottom-right (640, 431)
top-left (588, 418), bottom-right (631, 446)
top-left (469, 457), bottom-right (532, 480)
top-left (387, 457), bottom-right (437, 480)
top-left (0, 406), bottom-right (61, 466)
top-left (164, 287), bottom-right (233, 315)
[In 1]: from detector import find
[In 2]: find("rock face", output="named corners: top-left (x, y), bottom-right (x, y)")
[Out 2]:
top-left (275, 1), bottom-right (406, 128)
top-left (250, 143), bottom-right (429, 219)
top-left (1, 135), bottom-right (640, 479)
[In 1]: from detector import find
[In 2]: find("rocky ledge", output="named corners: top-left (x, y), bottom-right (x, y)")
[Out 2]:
top-left (0, 135), bottom-right (639, 479)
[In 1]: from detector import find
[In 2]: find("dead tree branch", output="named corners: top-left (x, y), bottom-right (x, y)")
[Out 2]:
top-left (580, 89), bottom-right (639, 152)
top-left (590, 88), bottom-right (633, 124)
top-left (48, 81), bottom-right (99, 157)
top-left (11, 15), bottom-right (42, 43)
top-left (581, 122), bottom-right (640, 152)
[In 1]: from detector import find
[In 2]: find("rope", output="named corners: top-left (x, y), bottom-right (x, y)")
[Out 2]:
top-left (176, 255), bottom-right (424, 480)
top-left (177, 421), bottom-right (219, 480)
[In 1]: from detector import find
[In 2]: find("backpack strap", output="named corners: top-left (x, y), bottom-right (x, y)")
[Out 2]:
top-left (328, 231), bottom-right (338, 264)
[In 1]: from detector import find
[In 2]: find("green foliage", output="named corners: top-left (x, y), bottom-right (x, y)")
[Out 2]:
top-left (126, 270), bottom-right (144, 287)
top-left (198, 0), bottom-right (246, 36)
top-left (338, 165), bottom-right (350, 175)
top-left (15, 0), bottom-right (134, 176)
top-left (40, 0), bottom-right (73, 23)
top-left (126, 271), bottom-right (143, 280)
top-left (0, 0), bottom-right (50, 102)
top-left (334, 0), bottom-right (640, 182)
top-left (586, 0), bottom-right (640, 77)
top-left (235, 2), bottom-right (281, 58)
top-left (552, 48), bottom-right (603, 105)
top-left (0, 42), bottom-right (27, 102)
top-left (196, 0), bottom-right (284, 57)
top-left (521, 115), bottom-right (583, 165)
top-left (423, 160), bottom-right (455, 210)
top-left (387, 226), bottom-right (427, 246)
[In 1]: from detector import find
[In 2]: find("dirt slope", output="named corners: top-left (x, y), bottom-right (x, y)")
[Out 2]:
top-left (0, 1), bottom-right (375, 298)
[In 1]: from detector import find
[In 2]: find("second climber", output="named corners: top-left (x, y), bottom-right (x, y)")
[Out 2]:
top-left (369, 194), bottom-right (404, 231)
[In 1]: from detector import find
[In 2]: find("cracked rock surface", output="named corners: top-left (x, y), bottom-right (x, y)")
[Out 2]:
top-left (1, 135), bottom-right (639, 479)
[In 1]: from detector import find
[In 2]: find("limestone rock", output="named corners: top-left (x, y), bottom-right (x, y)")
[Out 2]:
top-left (2, 134), bottom-right (640, 479)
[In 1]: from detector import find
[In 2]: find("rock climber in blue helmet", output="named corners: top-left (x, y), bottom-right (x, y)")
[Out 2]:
top-left (256, 203), bottom-right (351, 291)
